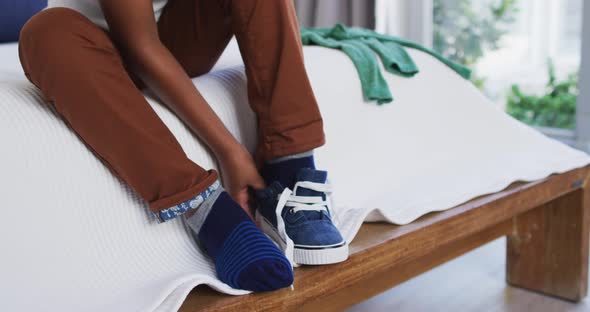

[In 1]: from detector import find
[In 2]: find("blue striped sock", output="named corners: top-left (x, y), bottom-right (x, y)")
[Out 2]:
top-left (188, 190), bottom-right (293, 291)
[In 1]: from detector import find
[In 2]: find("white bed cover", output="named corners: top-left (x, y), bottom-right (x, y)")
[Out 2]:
top-left (1, 39), bottom-right (588, 311)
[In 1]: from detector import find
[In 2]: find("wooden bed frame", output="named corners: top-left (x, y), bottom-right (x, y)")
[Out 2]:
top-left (179, 166), bottom-right (590, 311)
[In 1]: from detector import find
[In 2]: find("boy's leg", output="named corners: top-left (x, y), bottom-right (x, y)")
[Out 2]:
top-left (228, 0), bottom-right (326, 165)
top-left (225, 0), bottom-right (325, 189)
top-left (19, 8), bottom-right (219, 222)
top-left (214, 0), bottom-right (346, 265)
top-left (158, 0), bottom-right (326, 168)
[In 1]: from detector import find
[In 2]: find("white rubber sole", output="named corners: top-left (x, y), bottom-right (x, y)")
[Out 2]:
top-left (256, 212), bottom-right (349, 265)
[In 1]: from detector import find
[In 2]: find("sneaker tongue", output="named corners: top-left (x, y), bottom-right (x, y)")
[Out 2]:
top-left (294, 168), bottom-right (327, 197)
top-left (291, 168), bottom-right (330, 220)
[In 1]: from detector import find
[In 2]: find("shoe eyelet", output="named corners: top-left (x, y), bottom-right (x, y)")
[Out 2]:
top-left (289, 208), bottom-right (295, 214)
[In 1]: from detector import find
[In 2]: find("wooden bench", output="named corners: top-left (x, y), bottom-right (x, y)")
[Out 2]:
top-left (180, 166), bottom-right (590, 311)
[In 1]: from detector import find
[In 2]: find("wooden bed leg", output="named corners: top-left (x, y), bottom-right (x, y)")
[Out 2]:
top-left (506, 186), bottom-right (590, 302)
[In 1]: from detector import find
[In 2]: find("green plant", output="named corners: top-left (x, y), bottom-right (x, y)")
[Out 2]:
top-left (433, 0), bottom-right (519, 67)
top-left (506, 61), bottom-right (578, 129)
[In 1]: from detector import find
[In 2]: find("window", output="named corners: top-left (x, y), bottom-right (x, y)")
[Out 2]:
top-left (434, 0), bottom-right (583, 132)
top-left (376, 0), bottom-right (589, 150)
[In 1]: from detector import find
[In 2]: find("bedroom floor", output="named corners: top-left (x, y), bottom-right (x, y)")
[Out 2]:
top-left (347, 237), bottom-right (590, 312)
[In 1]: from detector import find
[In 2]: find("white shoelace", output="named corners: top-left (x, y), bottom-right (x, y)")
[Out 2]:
top-left (287, 181), bottom-right (333, 213)
top-left (273, 180), bottom-right (334, 269)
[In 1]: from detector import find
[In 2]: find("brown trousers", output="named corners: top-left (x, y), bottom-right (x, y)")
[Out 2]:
top-left (18, 0), bottom-right (325, 213)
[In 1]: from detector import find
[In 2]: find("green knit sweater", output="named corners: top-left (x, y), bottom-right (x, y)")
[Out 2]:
top-left (300, 24), bottom-right (471, 104)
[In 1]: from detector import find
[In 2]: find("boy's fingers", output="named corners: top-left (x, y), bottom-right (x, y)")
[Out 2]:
top-left (249, 176), bottom-right (266, 189)
top-left (234, 188), bottom-right (253, 219)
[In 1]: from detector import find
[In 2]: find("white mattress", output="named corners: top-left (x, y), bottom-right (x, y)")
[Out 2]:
top-left (1, 40), bottom-right (588, 312)
top-left (0, 43), bottom-right (26, 82)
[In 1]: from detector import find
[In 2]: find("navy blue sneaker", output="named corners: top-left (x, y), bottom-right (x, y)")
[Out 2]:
top-left (255, 168), bottom-right (348, 265)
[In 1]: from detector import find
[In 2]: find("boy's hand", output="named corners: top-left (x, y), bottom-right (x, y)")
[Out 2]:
top-left (217, 145), bottom-right (266, 219)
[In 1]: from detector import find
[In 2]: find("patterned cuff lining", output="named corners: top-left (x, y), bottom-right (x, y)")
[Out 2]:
top-left (153, 179), bottom-right (222, 223)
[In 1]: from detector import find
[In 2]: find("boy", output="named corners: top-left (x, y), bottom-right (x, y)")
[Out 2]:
top-left (19, 0), bottom-right (347, 292)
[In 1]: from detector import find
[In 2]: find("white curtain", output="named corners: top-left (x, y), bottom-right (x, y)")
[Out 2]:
top-left (576, 0), bottom-right (590, 152)
top-left (375, 0), bottom-right (433, 47)
top-left (294, 0), bottom-right (376, 28)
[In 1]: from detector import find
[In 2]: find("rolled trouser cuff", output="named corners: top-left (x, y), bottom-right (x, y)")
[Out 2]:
top-left (151, 175), bottom-right (222, 223)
